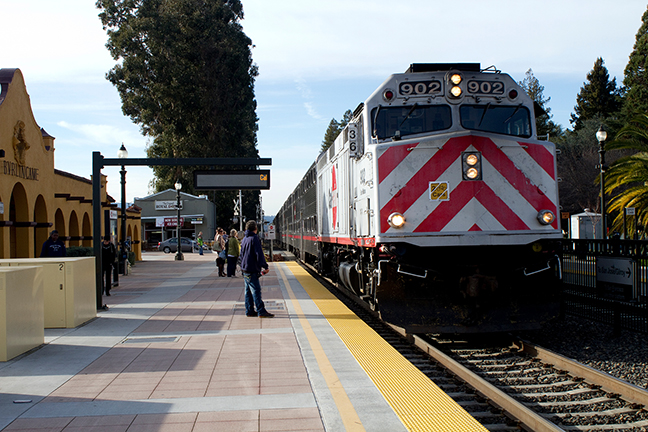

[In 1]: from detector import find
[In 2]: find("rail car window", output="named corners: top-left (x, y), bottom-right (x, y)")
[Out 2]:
top-left (372, 105), bottom-right (451, 140)
top-left (460, 104), bottom-right (531, 138)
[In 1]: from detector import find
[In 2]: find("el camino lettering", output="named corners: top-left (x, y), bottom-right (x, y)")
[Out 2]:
top-left (3, 161), bottom-right (39, 181)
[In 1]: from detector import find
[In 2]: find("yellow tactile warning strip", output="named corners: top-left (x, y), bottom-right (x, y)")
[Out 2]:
top-left (277, 265), bottom-right (367, 432)
top-left (282, 262), bottom-right (488, 432)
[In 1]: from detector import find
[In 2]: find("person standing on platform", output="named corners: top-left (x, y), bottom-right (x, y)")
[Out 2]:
top-left (240, 220), bottom-right (273, 318)
top-left (226, 229), bottom-right (240, 277)
top-left (197, 232), bottom-right (204, 255)
top-left (214, 228), bottom-right (226, 277)
top-left (40, 230), bottom-right (66, 257)
top-left (101, 237), bottom-right (116, 296)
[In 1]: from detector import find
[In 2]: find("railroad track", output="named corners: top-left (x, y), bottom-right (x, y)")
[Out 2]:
top-left (296, 259), bottom-right (648, 431)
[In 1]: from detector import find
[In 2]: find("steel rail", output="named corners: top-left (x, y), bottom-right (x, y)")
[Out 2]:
top-left (412, 334), bottom-right (565, 432)
top-left (521, 342), bottom-right (648, 408)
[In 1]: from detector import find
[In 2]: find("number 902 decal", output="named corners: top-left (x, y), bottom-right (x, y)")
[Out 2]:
top-left (399, 80), bottom-right (442, 96)
top-left (467, 80), bottom-right (505, 95)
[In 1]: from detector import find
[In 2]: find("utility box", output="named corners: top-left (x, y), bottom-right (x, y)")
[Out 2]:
top-left (0, 257), bottom-right (96, 328)
top-left (0, 266), bottom-right (44, 361)
top-left (570, 212), bottom-right (602, 239)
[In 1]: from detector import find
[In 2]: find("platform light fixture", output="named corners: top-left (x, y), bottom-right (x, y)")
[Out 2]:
top-left (175, 180), bottom-right (184, 261)
top-left (118, 143), bottom-right (128, 275)
top-left (596, 125), bottom-right (607, 240)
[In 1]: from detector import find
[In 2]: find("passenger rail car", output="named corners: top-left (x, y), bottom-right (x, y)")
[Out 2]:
top-left (276, 64), bottom-right (562, 333)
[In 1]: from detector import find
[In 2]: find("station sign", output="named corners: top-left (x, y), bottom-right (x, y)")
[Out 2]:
top-left (156, 200), bottom-right (182, 210)
top-left (267, 223), bottom-right (276, 240)
top-left (194, 170), bottom-right (270, 190)
top-left (596, 256), bottom-right (633, 286)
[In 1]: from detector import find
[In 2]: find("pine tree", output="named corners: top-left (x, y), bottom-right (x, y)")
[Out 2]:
top-left (623, 7), bottom-right (648, 119)
top-left (518, 69), bottom-right (563, 139)
top-left (96, 0), bottom-right (260, 228)
top-left (321, 109), bottom-right (353, 152)
top-left (570, 58), bottom-right (622, 130)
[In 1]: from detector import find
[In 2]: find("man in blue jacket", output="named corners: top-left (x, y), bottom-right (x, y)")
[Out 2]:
top-left (40, 230), bottom-right (66, 257)
top-left (240, 220), bottom-right (273, 318)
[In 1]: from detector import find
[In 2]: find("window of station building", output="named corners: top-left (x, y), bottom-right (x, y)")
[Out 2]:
top-left (459, 104), bottom-right (531, 138)
top-left (371, 104), bottom-right (451, 140)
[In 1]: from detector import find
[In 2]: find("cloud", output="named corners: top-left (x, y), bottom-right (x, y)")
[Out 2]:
top-left (303, 102), bottom-right (323, 120)
top-left (56, 121), bottom-right (146, 149)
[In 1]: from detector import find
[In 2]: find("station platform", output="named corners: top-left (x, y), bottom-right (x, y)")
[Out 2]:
top-left (0, 251), bottom-right (487, 432)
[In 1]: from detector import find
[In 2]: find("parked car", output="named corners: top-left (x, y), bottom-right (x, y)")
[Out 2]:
top-left (158, 237), bottom-right (197, 253)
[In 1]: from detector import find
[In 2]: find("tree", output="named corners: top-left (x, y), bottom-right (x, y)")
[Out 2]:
top-left (96, 0), bottom-right (260, 228)
top-left (518, 69), bottom-right (563, 139)
top-left (570, 58), bottom-right (622, 130)
top-left (556, 119), bottom-right (605, 214)
top-left (604, 114), bottom-right (648, 235)
top-left (622, 6), bottom-right (648, 120)
top-left (321, 109), bottom-right (352, 152)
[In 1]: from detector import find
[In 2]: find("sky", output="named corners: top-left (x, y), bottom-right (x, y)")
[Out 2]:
top-left (3, 0), bottom-right (647, 216)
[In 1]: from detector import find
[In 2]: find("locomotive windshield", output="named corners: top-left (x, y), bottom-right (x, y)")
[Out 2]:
top-left (460, 104), bottom-right (532, 138)
top-left (371, 105), bottom-right (451, 140)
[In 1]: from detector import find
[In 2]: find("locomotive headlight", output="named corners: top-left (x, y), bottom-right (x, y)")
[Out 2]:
top-left (462, 151), bottom-right (482, 181)
top-left (450, 73), bottom-right (462, 85)
top-left (450, 86), bottom-right (463, 97)
top-left (388, 212), bottom-right (406, 229)
top-left (537, 210), bottom-right (556, 225)
top-left (466, 167), bottom-right (479, 179)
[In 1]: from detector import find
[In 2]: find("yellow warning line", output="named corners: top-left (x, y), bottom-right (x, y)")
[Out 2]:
top-left (282, 262), bottom-right (488, 432)
top-left (277, 265), bottom-right (366, 432)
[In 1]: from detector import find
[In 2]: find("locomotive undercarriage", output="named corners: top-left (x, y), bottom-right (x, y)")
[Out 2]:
top-left (320, 240), bottom-right (562, 334)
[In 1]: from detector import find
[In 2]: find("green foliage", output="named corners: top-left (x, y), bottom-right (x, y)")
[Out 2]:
top-left (66, 246), bottom-right (95, 257)
top-left (570, 58), bottom-right (622, 130)
top-left (518, 69), bottom-right (563, 139)
top-left (604, 114), bottom-right (648, 232)
top-left (556, 119), bottom-right (606, 213)
top-left (622, 7), bottom-right (648, 120)
top-left (96, 0), bottom-right (261, 225)
top-left (321, 109), bottom-right (352, 152)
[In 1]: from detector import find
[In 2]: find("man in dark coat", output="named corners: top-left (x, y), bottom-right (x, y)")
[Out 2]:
top-left (101, 237), bottom-right (117, 296)
top-left (40, 230), bottom-right (66, 257)
top-left (240, 220), bottom-right (273, 318)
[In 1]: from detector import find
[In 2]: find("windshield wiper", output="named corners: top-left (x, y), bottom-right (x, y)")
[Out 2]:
top-left (399, 103), bottom-right (419, 128)
top-left (478, 103), bottom-right (491, 127)
top-left (504, 104), bottom-right (523, 123)
top-left (372, 105), bottom-right (382, 138)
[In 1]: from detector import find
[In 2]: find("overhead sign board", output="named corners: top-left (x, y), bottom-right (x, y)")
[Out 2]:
top-left (194, 170), bottom-right (270, 190)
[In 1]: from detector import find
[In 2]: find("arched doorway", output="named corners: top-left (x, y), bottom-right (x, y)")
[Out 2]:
top-left (133, 225), bottom-right (140, 258)
top-left (82, 213), bottom-right (91, 247)
top-left (10, 183), bottom-right (29, 258)
top-left (55, 209), bottom-right (66, 242)
top-left (69, 211), bottom-right (80, 247)
top-left (34, 195), bottom-right (48, 257)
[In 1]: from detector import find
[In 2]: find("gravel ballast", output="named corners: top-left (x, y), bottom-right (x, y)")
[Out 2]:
top-left (522, 316), bottom-right (648, 390)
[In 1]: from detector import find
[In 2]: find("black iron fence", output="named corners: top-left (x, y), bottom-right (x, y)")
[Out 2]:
top-left (562, 239), bottom-right (648, 334)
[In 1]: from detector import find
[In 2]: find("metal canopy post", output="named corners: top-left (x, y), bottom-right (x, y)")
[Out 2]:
top-left (91, 154), bottom-right (272, 311)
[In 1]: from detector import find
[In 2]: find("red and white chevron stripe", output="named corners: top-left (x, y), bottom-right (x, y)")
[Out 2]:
top-left (378, 134), bottom-right (559, 235)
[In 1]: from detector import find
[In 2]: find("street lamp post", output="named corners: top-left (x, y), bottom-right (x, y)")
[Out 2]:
top-left (596, 126), bottom-right (608, 240)
top-left (175, 180), bottom-right (184, 261)
top-left (117, 143), bottom-right (128, 274)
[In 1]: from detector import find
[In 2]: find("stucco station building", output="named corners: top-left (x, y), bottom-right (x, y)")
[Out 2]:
top-left (0, 68), bottom-right (141, 259)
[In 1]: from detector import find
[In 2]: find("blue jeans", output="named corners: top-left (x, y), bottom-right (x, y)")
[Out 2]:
top-left (243, 272), bottom-right (266, 315)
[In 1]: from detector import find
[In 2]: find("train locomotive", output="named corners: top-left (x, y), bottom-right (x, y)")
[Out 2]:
top-left (275, 64), bottom-right (562, 334)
